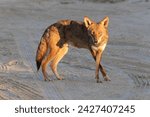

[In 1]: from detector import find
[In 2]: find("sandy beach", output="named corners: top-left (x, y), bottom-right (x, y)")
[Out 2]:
top-left (0, 0), bottom-right (150, 99)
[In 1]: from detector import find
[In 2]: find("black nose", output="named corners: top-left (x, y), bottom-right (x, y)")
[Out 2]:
top-left (94, 40), bottom-right (98, 43)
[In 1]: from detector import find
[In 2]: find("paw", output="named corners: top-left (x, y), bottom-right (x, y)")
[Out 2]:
top-left (97, 79), bottom-right (102, 83)
top-left (104, 75), bottom-right (111, 81)
top-left (44, 78), bottom-right (51, 81)
top-left (57, 77), bottom-right (64, 80)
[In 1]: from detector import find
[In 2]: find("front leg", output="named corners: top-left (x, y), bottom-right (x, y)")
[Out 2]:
top-left (95, 51), bottom-right (102, 83)
top-left (90, 49), bottom-right (110, 82)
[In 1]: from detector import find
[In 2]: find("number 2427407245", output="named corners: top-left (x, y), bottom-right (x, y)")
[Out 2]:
top-left (78, 105), bottom-right (135, 114)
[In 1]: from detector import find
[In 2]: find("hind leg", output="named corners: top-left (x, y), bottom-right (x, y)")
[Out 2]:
top-left (41, 49), bottom-right (59, 81)
top-left (50, 46), bottom-right (68, 80)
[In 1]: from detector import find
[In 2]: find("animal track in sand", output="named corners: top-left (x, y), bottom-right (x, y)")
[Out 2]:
top-left (129, 73), bottom-right (150, 87)
top-left (0, 60), bottom-right (32, 72)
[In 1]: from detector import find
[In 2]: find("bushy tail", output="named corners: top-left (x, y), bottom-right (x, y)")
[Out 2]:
top-left (36, 37), bottom-right (47, 71)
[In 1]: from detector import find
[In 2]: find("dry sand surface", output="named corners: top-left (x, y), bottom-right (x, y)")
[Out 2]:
top-left (0, 0), bottom-right (150, 99)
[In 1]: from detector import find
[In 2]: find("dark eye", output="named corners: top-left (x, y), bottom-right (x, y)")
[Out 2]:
top-left (98, 32), bottom-right (102, 35)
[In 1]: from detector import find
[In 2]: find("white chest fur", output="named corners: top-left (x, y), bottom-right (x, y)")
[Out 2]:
top-left (91, 43), bottom-right (106, 51)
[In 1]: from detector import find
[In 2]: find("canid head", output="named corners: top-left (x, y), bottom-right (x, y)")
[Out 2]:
top-left (84, 16), bottom-right (109, 46)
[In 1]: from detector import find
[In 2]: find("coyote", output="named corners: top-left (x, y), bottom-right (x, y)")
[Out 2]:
top-left (36, 16), bottom-right (110, 83)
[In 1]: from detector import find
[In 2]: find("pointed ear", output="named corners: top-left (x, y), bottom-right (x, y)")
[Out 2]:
top-left (101, 16), bottom-right (109, 28)
top-left (84, 16), bottom-right (93, 28)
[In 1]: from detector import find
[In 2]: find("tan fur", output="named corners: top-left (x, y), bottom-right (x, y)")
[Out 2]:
top-left (36, 16), bottom-right (111, 83)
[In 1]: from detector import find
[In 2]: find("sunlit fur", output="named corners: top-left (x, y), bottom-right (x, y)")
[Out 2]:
top-left (36, 16), bottom-right (110, 83)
